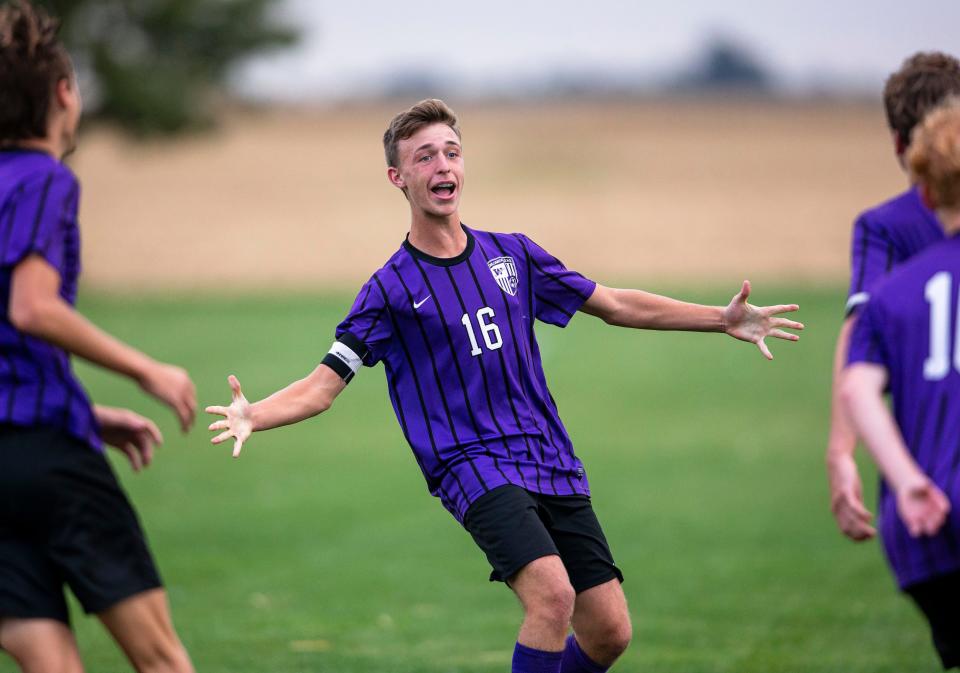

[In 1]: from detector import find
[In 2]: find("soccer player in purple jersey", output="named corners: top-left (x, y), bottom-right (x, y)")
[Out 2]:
top-left (843, 99), bottom-right (960, 669)
top-left (827, 52), bottom-right (960, 543)
top-left (0, 3), bottom-right (197, 672)
top-left (207, 99), bottom-right (803, 672)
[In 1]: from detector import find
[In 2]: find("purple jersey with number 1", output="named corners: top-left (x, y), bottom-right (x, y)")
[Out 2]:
top-left (848, 234), bottom-right (960, 589)
top-left (0, 149), bottom-right (100, 450)
top-left (330, 225), bottom-right (596, 522)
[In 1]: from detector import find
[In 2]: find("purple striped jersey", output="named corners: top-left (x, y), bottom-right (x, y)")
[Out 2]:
top-left (0, 149), bottom-right (100, 450)
top-left (326, 225), bottom-right (596, 521)
top-left (848, 234), bottom-right (960, 589)
top-left (846, 187), bottom-right (943, 316)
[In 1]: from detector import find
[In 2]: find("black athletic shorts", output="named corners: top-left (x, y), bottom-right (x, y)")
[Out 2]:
top-left (462, 484), bottom-right (623, 593)
top-left (906, 570), bottom-right (960, 669)
top-left (0, 425), bottom-right (162, 625)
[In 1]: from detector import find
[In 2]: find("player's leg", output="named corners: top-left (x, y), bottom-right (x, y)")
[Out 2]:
top-left (534, 494), bottom-right (630, 671)
top-left (463, 485), bottom-right (572, 672)
top-left (39, 433), bottom-right (192, 673)
top-left (97, 589), bottom-right (193, 673)
top-left (510, 555), bottom-right (577, 650)
top-left (566, 579), bottom-right (632, 670)
top-left (0, 618), bottom-right (85, 673)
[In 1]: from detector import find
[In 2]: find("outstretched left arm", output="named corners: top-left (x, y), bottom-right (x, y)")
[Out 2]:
top-left (580, 280), bottom-right (803, 360)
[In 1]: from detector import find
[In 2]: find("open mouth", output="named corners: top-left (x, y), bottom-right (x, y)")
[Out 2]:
top-left (431, 182), bottom-right (456, 199)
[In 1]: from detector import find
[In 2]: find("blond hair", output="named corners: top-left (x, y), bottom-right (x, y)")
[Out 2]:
top-left (908, 97), bottom-right (960, 210)
top-left (382, 98), bottom-right (460, 168)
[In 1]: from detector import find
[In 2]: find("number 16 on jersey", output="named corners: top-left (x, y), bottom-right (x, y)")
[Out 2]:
top-left (462, 307), bottom-right (503, 356)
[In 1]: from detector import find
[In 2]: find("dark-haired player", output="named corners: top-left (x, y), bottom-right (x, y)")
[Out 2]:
top-left (208, 98), bottom-right (803, 673)
top-left (827, 52), bottom-right (960, 542)
top-left (843, 98), bottom-right (960, 670)
top-left (0, 2), bottom-right (196, 671)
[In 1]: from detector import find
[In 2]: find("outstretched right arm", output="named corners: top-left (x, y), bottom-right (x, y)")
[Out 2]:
top-left (206, 365), bottom-right (346, 458)
top-left (10, 254), bottom-right (196, 431)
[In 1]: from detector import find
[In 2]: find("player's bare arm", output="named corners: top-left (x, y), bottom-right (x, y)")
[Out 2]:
top-left (580, 280), bottom-right (803, 360)
top-left (826, 316), bottom-right (875, 541)
top-left (841, 363), bottom-right (950, 537)
top-left (8, 254), bottom-right (197, 430)
top-left (206, 366), bottom-right (346, 458)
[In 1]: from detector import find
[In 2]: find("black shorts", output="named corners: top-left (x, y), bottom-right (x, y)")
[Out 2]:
top-left (462, 484), bottom-right (623, 593)
top-left (906, 571), bottom-right (960, 669)
top-left (0, 425), bottom-right (162, 625)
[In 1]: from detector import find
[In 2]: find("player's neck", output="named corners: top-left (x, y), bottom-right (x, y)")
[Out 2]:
top-left (408, 213), bottom-right (467, 259)
top-left (12, 133), bottom-right (65, 161)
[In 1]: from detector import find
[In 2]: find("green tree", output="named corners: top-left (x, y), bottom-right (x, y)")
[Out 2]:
top-left (39, 0), bottom-right (297, 134)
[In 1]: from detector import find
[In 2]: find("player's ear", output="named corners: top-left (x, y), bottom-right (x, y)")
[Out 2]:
top-left (387, 166), bottom-right (405, 190)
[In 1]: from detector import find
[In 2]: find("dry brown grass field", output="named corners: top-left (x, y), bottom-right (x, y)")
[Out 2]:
top-left (72, 99), bottom-right (905, 291)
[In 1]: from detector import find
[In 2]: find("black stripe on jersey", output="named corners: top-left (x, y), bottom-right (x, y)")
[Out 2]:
top-left (410, 257), bottom-right (507, 487)
top-left (50, 350), bottom-right (72, 426)
top-left (0, 184), bottom-right (23, 262)
top-left (853, 220), bottom-right (869, 294)
top-left (25, 334), bottom-right (45, 423)
top-left (445, 265), bottom-right (520, 485)
top-left (489, 234), bottom-right (568, 492)
top-left (527, 253), bottom-right (592, 301)
top-left (3, 351), bottom-right (19, 419)
top-left (534, 292), bottom-right (573, 319)
top-left (513, 235), bottom-right (576, 491)
top-left (481, 234), bottom-right (559, 494)
top-left (463, 253), bottom-right (534, 490)
top-left (388, 264), bottom-right (488, 490)
top-left (25, 172), bottom-right (55, 251)
top-left (383, 359), bottom-right (434, 489)
top-left (373, 274), bottom-right (471, 504)
top-left (884, 242), bottom-right (894, 273)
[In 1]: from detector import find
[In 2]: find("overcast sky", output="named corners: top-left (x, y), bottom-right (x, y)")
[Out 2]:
top-left (236, 0), bottom-right (960, 100)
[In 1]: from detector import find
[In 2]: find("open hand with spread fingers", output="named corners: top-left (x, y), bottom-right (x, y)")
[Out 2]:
top-left (206, 375), bottom-right (253, 458)
top-left (722, 280), bottom-right (804, 360)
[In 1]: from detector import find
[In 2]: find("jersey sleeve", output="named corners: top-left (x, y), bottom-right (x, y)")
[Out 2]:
top-left (846, 296), bottom-right (889, 368)
top-left (333, 275), bottom-right (393, 368)
top-left (0, 168), bottom-right (78, 274)
top-left (517, 234), bottom-right (597, 327)
top-left (846, 212), bottom-right (893, 316)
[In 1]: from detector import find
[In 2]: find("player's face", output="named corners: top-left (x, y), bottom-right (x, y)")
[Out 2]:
top-left (390, 123), bottom-right (464, 220)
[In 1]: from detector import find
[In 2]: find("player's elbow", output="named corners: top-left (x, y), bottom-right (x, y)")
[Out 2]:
top-left (8, 294), bottom-right (54, 335)
top-left (837, 373), bottom-right (862, 418)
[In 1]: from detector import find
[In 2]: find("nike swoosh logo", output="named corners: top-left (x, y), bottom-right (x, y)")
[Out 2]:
top-left (413, 295), bottom-right (432, 309)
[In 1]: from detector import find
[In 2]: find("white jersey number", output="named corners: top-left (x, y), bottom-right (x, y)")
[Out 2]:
top-left (461, 307), bottom-right (503, 356)
top-left (923, 271), bottom-right (960, 381)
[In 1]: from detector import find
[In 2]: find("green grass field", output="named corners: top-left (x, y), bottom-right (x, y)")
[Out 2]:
top-left (2, 286), bottom-right (939, 672)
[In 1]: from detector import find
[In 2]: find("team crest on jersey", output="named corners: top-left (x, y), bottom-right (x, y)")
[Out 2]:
top-left (487, 256), bottom-right (519, 296)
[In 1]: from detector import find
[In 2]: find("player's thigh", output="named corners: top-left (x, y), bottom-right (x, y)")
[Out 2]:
top-left (0, 617), bottom-right (84, 673)
top-left (98, 588), bottom-right (191, 671)
top-left (539, 494), bottom-right (623, 594)
top-left (463, 485), bottom-right (561, 586)
top-left (510, 554), bottom-right (575, 614)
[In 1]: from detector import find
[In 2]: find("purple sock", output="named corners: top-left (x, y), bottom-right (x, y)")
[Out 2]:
top-left (560, 635), bottom-right (609, 673)
top-left (512, 642), bottom-right (563, 673)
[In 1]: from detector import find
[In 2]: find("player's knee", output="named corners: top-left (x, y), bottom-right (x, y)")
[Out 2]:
top-left (528, 580), bottom-right (576, 629)
top-left (591, 620), bottom-right (632, 663)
